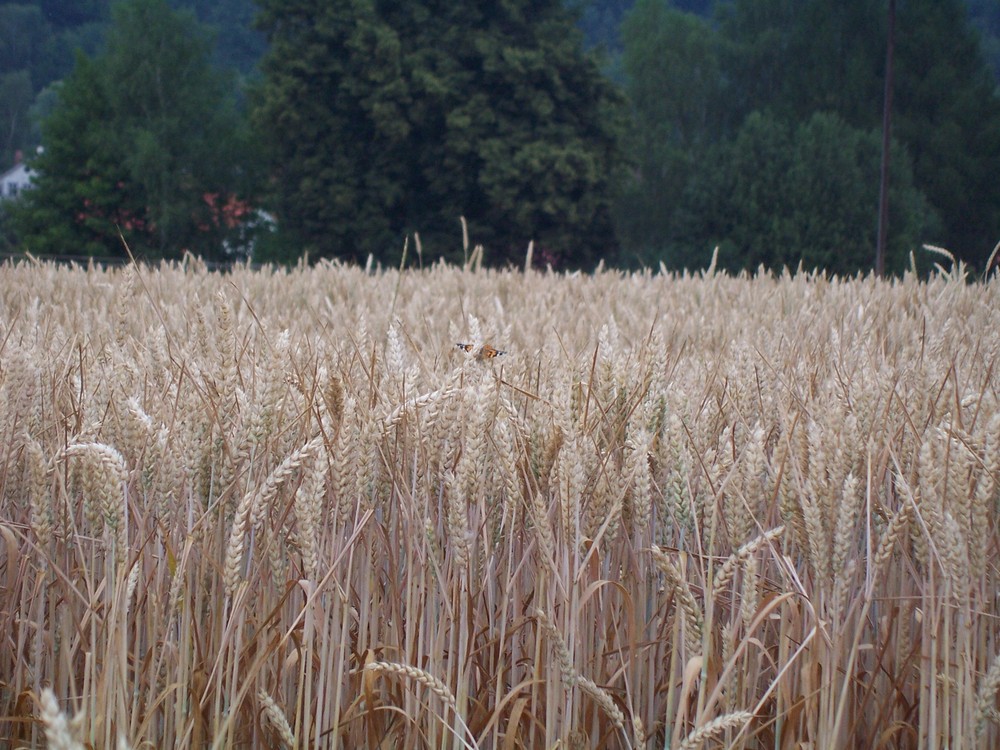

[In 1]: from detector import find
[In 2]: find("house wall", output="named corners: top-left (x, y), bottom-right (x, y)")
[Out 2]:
top-left (0, 163), bottom-right (33, 200)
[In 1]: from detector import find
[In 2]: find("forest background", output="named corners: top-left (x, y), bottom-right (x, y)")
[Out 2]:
top-left (2, 0), bottom-right (1000, 274)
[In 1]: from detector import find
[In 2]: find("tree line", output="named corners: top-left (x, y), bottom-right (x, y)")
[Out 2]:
top-left (0, 1), bottom-right (263, 166)
top-left (4, 0), bottom-right (1000, 273)
top-left (616, 0), bottom-right (1000, 273)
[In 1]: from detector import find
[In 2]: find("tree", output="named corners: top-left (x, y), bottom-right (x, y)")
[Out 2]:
top-left (0, 3), bottom-right (108, 93)
top-left (966, 0), bottom-right (1000, 82)
top-left (38, 0), bottom-right (110, 29)
top-left (576, 0), bottom-right (634, 55)
top-left (674, 111), bottom-right (936, 274)
top-left (0, 5), bottom-right (48, 166)
top-left (178, 0), bottom-right (266, 76)
top-left (615, 3), bottom-right (723, 264)
top-left (0, 71), bottom-right (33, 167)
top-left (11, 0), bottom-right (260, 260)
top-left (711, 0), bottom-right (1000, 268)
top-left (716, 0), bottom-right (887, 130)
top-left (893, 0), bottom-right (1000, 266)
top-left (253, 0), bottom-right (623, 266)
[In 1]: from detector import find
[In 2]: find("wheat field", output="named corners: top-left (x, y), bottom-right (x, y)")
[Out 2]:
top-left (1, 256), bottom-right (999, 749)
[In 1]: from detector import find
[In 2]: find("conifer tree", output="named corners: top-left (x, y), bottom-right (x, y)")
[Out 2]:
top-left (253, 0), bottom-right (623, 266)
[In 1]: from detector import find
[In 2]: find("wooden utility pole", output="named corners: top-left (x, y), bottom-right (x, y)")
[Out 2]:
top-left (876, 0), bottom-right (896, 277)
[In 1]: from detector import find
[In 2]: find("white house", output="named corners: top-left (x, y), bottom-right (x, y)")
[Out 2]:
top-left (0, 152), bottom-right (34, 200)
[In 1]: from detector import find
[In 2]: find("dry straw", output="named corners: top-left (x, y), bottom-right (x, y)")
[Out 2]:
top-left (535, 607), bottom-right (628, 737)
top-left (364, 660), bottom-right (478, 750)
top-left (3, 259), bottom-right (1000, 748)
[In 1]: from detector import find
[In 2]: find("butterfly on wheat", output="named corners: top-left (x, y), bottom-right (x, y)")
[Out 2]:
top-left (456, 342), bottom-right (506, 360)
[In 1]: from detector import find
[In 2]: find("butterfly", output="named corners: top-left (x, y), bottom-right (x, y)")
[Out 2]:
top-left (456, 343), bottom-right (506, 360)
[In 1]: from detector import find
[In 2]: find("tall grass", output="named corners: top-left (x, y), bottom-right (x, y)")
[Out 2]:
top-left (1, 257), bottom-right (999, 748)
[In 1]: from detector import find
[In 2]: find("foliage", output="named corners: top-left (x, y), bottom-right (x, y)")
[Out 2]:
top-left (4, 0), bottom-right (1000, 270)
top-left (715, 0), bottom-right (886, 130)
top-left (0, 5), bottom-right (54, 165)
top-left (0, 202), bottom-right (17, 255)
top-left (673, 111), bottom-right (936, 274)
top-left (38, 0), bottom-right (110, 28)
top-left (892, 0), bottom-right (1000, 267)
top-left (961, 0), bottom-right (1000, 82)
top-left (615, 4), bottom-right (722, 264)
top-left (174, 0), bottom-right (266, 77)
top-left (0, 5), bottom-right (48, 77)
top-left (254, 0), bottom-right (623, 267)
top-left (0, 2), bottom-right (108, 142)
top-left (576, 0), bottom-right (633, 55)
top-left (0, 71), bottom-right (34, 166)
top-left (0, 0), bottom-right (259, 173)
top-left (716, 0), bottom-right (1000, 267)
top-left (616, 0), bottom-right (1000, 272)
top-left (9, 0), bottom-right (260, 260)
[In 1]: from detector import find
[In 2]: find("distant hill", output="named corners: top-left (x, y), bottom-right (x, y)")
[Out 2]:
top-left (579, 0), bottom-right (1000, 86)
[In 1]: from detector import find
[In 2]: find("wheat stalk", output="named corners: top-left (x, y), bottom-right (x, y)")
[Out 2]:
top-left (651, 545), bottom-right (703, 655)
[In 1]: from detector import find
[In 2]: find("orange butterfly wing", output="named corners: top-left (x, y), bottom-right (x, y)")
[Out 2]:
top-left (456, 343), bottom-right (506, 359)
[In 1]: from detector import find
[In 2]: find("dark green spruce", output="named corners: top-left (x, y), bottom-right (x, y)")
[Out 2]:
top-left (253, 0), bottom-right (624, 266)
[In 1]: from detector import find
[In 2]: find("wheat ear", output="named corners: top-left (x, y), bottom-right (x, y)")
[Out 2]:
top-left (38, 689), bottom-right (85, 750)
top-left (678, 711), bottom-right (754, 750)
top-left (258, 690), bottom-right (296, 749)
top-left (651, 545), bottom-right (704, 655)
top-left (976, 650), bottom-right (1000, 735)
top-left (364, 660), bottom-right (479, 750)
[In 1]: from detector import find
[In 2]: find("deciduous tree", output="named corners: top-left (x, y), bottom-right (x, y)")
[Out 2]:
top-left (615, 3), bottom-right (722, 264)
top-left (618, 0), bottom-right (1000, 270)
top-left (11, 0), bottom-right (259, 260)
top-left (675, 111), bottom-right (935, 274)
top-left (714, 0), bottom-right (1000, 267)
